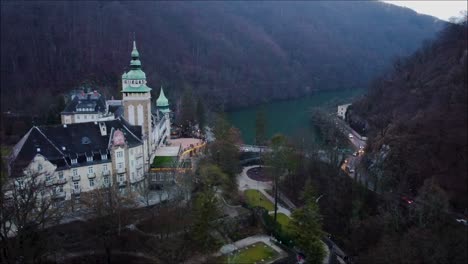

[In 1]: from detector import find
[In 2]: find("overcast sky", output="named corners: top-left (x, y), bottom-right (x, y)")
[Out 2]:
top-left (383, 1), bottom-right (467, 21)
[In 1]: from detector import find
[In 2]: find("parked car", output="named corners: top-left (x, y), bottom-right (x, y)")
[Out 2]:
top-left (401, 196), bottom-right (414, 205)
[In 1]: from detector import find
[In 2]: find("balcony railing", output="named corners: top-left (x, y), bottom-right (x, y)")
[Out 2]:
top-left (118, 181), bottom-right (127, 187)
top-left (87, 172), bottom-right (96, 179)
top-left (131, 175), bottom-right (145, 184)
top-left (72, 175), bottom-right (81, 181)
top-left (56, 178), bottom-right (67, 185)
top-left (45, 179), bottom-right (56, 187)
top-left (53, 191), bottom-right (66, 199)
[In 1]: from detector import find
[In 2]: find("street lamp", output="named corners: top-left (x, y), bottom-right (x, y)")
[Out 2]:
top-left (315, 194), bottom-right (324, 203)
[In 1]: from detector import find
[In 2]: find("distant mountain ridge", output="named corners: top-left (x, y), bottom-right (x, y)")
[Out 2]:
top-left (0, 1), bottom-right (443, 113)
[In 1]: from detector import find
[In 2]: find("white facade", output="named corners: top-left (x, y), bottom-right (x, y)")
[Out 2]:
top-left (337, 103), bottom-right (351, 119)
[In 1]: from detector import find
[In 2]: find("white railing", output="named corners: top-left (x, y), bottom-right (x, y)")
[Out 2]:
top-left (72, 175), bottom-right (81, 181)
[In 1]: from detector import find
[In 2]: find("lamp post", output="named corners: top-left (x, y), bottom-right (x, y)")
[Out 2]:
top-left (315, 194), bottom-right (324, 203)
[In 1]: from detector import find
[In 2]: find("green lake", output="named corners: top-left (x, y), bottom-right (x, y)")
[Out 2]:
top-left (227, 89), bottom-right (365, 145)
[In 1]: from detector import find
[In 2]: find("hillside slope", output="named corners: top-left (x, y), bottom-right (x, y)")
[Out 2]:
top-left (350, 20), bottom-right (467, 209)
top-left (0, 1), bottom-right (442, 113)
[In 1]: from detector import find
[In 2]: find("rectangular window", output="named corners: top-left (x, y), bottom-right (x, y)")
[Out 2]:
top-left (58, 171), bottom-right (64, 179)
top-left (73, 169), bottom-right (78, 176)
top-left (89, 178), bottom-right (94, 187)
top-left (77, 115), bottom-right (80, 120)
top-left (71, 159), bottom-right (77, 164)
top-left (87, 156), bottom-right (93, 162)
top-left (84, 115), bottom-right (87, 119)
top-left (88, 167), bottom-right (93, 174)
top-left (46, 175), bottom-right (51, 182)
top-left (74, 181), bottom-right (79, 190)
top-left (17, 180), bottom-right (24, 188)
top-left (101, 154), bottom-right (107, 160)
top-left (118, 162), bottom-right (123, 169)
top-left (38, 164), bottom-right (43, 171)
top-left (104, 176), bottom-right (109, 185)
top-left (130, 149), bottom-right (133, 155)
top-left (103, 164), bottom-right (108, 171)
top-left (59, 186), bottom-right (63, 193)
top-left (119, 174), bottom-right (124, 182)
top-left (131, 160), bottom-right (134, 167)
top-left (116, 151), bottom-right (123, 158)
top-left (131, 172), bottom-right (135, 180)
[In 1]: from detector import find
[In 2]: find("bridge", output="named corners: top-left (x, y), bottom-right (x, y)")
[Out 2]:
top-left (238, 144), bottom-right (270, 153)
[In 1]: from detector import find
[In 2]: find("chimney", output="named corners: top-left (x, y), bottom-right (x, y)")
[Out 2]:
top-left (99, 122), bottom-right (107, 136)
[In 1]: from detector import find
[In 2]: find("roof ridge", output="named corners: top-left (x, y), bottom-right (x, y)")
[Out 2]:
top-left (119, 118), bottom-right (143, 143)
top-left (108, 127), bottom-right (115, 149)
top-left (9, 126), bottom-right (34, 160)
top-left (35, 126), bottom-right (65, 156)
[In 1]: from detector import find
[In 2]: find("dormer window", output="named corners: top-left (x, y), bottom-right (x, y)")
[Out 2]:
top-left (87, 156), bottom-right (93, 162)
top-left (71, 158), bottom-right (78, 165)
top-left (101, 154), bottom-right (107, 160)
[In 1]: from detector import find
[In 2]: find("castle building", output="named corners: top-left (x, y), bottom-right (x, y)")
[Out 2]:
top-left (6, 41), bottom-right (171, 201)
top-left (60, 89), bottom-right (119, 124)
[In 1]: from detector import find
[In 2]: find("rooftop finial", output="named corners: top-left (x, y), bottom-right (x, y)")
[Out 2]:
top-left (131, 37), bottom-right (139, 59)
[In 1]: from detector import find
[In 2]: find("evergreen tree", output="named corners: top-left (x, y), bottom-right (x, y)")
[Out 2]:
top-left (290, 181), bottom-right (325, 263)
top-left (191, 187), bottom-right (219, 252)
top-left (264, 134), bottom-right (297, 223)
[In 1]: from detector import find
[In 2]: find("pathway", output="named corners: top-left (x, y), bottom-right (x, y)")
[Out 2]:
top-left (238, 165), bottom-right (291, 217)
top-left (237, 165), bottom-right (330, 264)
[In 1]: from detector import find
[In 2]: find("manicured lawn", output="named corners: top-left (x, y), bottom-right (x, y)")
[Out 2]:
top-left (226, 242), bottom-right (278, 264)
top-left (151, 156), bottom-right (177, 168)
top-left (244, 189), bottom-right (274, 211)
top-left (270, 212), bottom-right (292, 234)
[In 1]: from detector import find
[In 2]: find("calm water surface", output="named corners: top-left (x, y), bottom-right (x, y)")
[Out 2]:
top-left (227, 89), bottom-right (365, 144)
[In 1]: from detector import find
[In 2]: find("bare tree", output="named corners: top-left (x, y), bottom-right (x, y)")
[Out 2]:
top-left (0, 169), bottom-right (65, 263)
top-left (80, 179), bottom-right (137, 264)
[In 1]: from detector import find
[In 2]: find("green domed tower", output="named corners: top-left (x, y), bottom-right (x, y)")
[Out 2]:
top-left (121, 41), bottom-right (153, 166)
top-left (156, 86), bottom-right (170, 114)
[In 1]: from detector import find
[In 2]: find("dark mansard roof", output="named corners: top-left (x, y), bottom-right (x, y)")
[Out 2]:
top-left (8, 118), bottom-right (142, 177)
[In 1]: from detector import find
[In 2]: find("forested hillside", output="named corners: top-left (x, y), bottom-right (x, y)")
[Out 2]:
top-left (1, 1), bottom-right (442, 114)
top-left (349, 19), bottom-right (468, 210)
